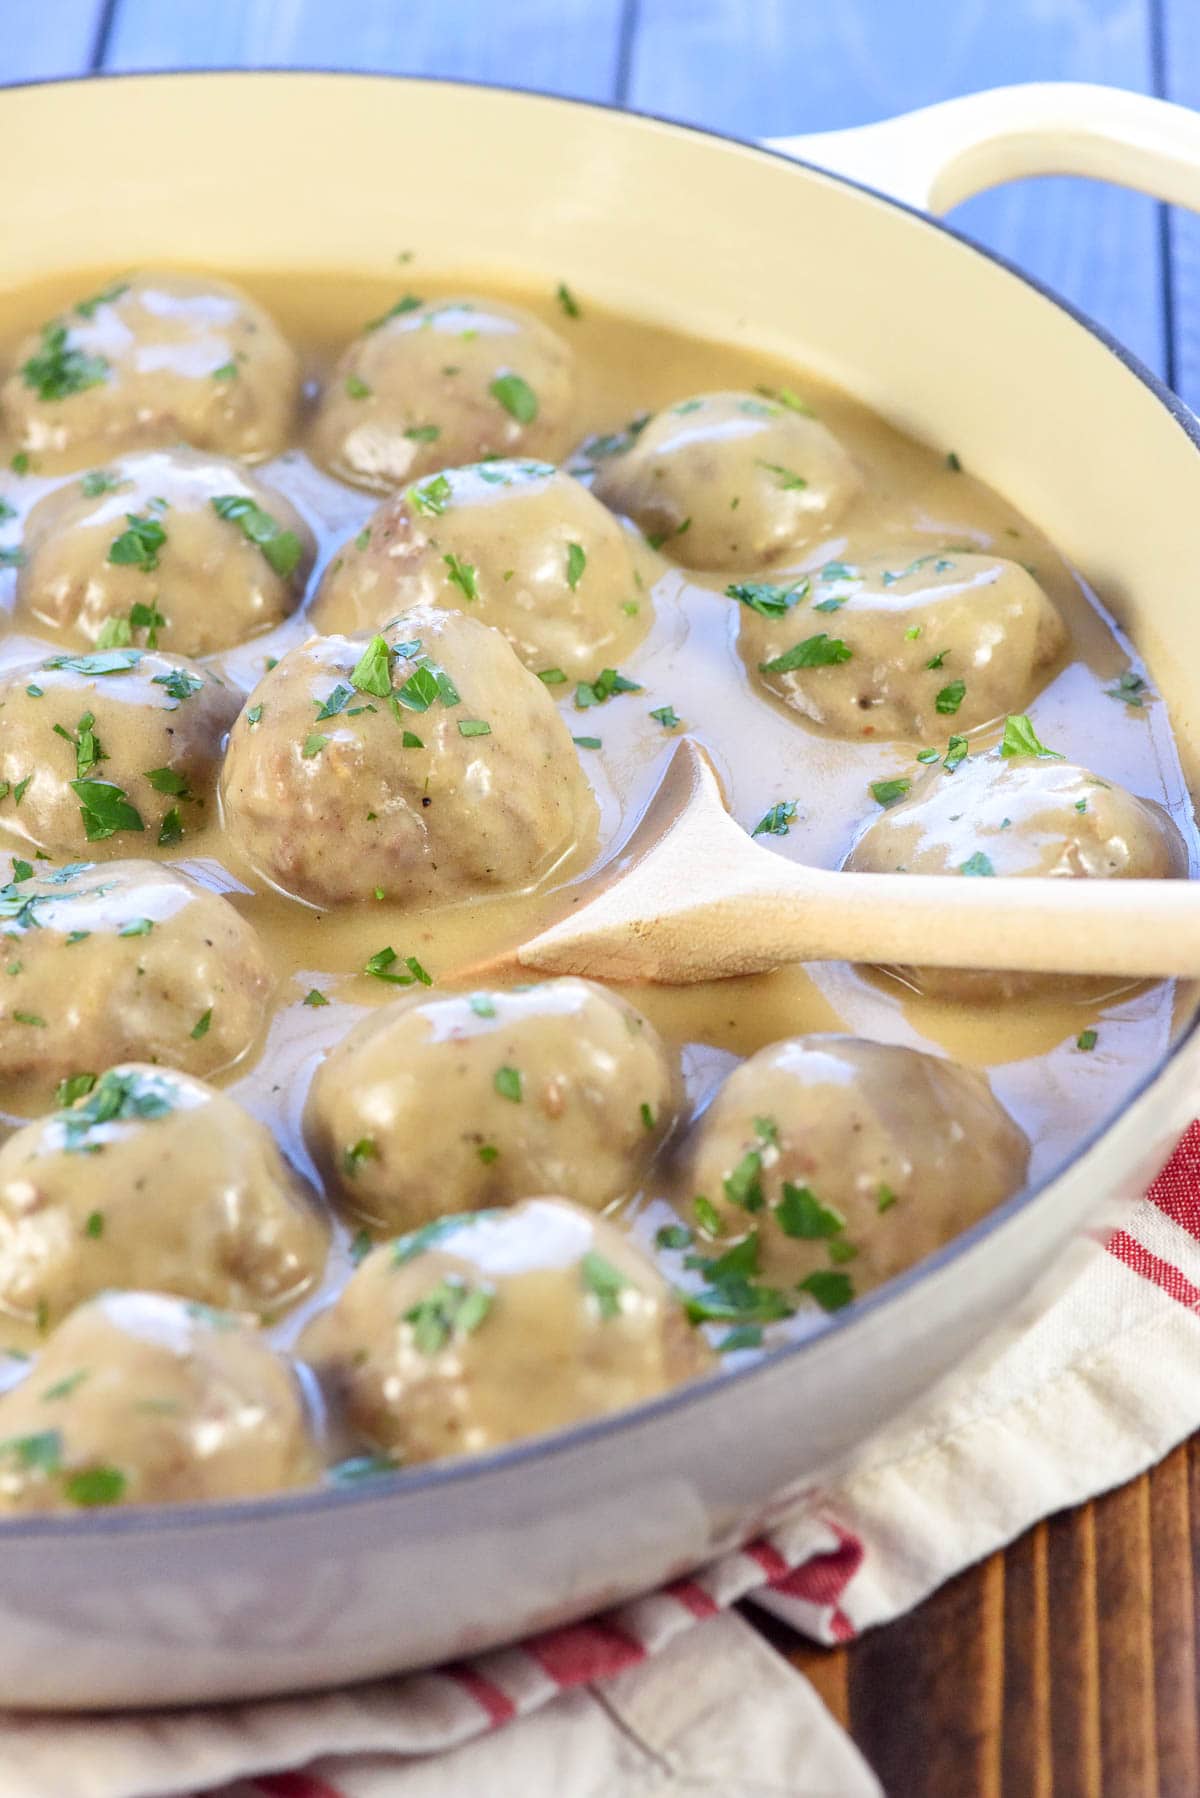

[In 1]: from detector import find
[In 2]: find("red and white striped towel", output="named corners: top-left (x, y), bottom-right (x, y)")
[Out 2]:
top-left (7, 1123), bottom-right (1200, 1798)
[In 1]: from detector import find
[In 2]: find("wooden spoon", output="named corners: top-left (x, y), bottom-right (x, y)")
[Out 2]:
top-left (483, 739), bottom-right (1200, 985)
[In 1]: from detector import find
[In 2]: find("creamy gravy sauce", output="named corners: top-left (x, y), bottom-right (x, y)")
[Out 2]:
top-left (0, 266), bottom-right (1195, 1361)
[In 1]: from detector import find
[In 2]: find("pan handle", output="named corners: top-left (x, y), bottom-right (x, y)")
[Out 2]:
top-left (767, 81), bottom-right (1200, 215)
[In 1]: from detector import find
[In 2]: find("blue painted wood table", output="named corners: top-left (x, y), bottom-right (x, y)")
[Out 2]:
top-left (3, 3), bottom-right (1198, 1790)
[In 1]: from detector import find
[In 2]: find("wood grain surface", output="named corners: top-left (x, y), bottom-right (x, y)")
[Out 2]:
top-left (4, 4), bottom-right (1200, 1790)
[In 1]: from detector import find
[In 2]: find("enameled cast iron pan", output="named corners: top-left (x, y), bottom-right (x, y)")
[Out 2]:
top-left (2, 71), bottom-right (1200, 1708)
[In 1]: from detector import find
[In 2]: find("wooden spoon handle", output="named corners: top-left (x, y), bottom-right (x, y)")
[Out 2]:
top-left (769, 865), bottom-right (1200, 979)
top-left (517, 863), bottom-right (1200, 984)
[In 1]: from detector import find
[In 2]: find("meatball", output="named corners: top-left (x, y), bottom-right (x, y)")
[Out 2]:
top-left (1, 271), bottom-right (300, 467)
top-left (306, 979), bottom-right (678, 1231)
top-left (299, 1198), bottom-right (713, 1464)
top-left (220, 605), bottom-right (596, 908)
top-left (311, 460), bottom-right (645, 678)
top-left (739, 550), bottom-right (1065, 739)
top-left (0, 857), bottom-right (271, 1098)
top-left (844, 747), bottom-right (1188, 999)
top-left (590, 391), bottom-right (861, 571)
top-left (0, 646), bottom-right (237, 858)
top-left (16, 446), bottom-right (314, 656)
top-left (0, 1292), bottom-right (320, 1511)
top-left (310, 296), bottom-right (576, 493)
top-left (0, 1064), bottom-right (326, 1330)
top-left (675, 1035), bottom-right (1029, 1308)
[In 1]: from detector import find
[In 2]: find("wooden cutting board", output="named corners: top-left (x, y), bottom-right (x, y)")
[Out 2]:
top-left (751, 1438), bottom-right (1200, 1795)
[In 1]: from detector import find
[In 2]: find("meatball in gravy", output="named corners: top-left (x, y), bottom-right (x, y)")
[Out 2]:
top-left (0, 647), bottom-right (237, 858)
top-left (220, 605), bottom-right (596, 907)
top-left (845, 745), bottom-right (1187, 998)
top-left (1, 271), bottom-right (300, 467)
top-left (739, 550), bottom-right (1065, 739)
top-left (0, 1065), bottom-right (326, 1330)
top-left (310, 296), bottom-right (576, 492)
top-left (17, 447), bottom-right (314, 655)
top-left (306, 979), bottom-right (678, 1231)
top-left (0, 857), bottom-right (270, 1099)
top-left (0, 1292), bottom-right (320, 1511)
top-left (590, 390), bottom-right (861, 571)
top-left (676, 1035), bottom-right (1029, 1306)
top-left (312, 460), bottom-right (646, 678)
top-left (741, 550), bottom-right (1072, 740)
top-left (300, 1198), bottom-right (713, 1465)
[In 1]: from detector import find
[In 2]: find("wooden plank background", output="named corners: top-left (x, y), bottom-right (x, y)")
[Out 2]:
top-left (3, 3), bottom-right (1198, 1790)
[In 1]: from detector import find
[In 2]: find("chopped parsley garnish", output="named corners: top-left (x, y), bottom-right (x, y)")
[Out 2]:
top-left (1105, 669), bottom-right (1149, 709)
top-left (54, 1072), bottom-right (97, 1107)
top-left (79, 467), bottom-right (118, 498)
top-left (143, 766), bottom-right (189, 796)
top-left (314, 682), bottom-right (354, 720)
top-left (752, 800), bottom-right (797, 838)
top-left (573, 735), bottom-right (601, 750)
top-left (444, 553), bottom-right (478, 601)
top-left (759, 633), bottom-right (851, 674)
top-left (566, 542), bottom-right (586, 590)
top-left (69, 779), bottom-right (144, 841)
top-left (349, 1226), bottom-right (374, 1264)
top-left (75, 280), bottom-right (129, 319)
top-left (575, 667), bottom-right (641, 709)
top-left (1077, 1028), bottom-right (1098, 1051)
top-left (152, 666), bottom-right (204, 702)
top-left (52, 711), bottom-right (105, 779)
top-left (556, 281), bottom-right (581, 318)
top-left (345, 374), bottom-right (372, 399)
top-left (405, 1276), bottom-right (494, 1353)
top-left (44, 648), bottom-right (143, 677)
top-left (117, 917), bottom-right (152, 938)
top-left (776, 1183), bottom-right (844, 1240)
top-left (494, 1065), bottom-right (523, 1103)
top-left (96, 599), bottom-right (167, 649)
top-left (364, 947), bottom-right (432, 986)
top-left (404, 423), bottom-right (441, 443)
top-left (469, 994), bottom-right (497, 1018)
top-left (870, 777), bottom-right (910, 808)
top-left (724, 1150), bottom-right (764, 1212)
top-left (58, 1067), bottom-right (175, 1153)
top-left (458, 719), bottom-right (491, 737)
top-left (935, 680), bottom-right (966, 715)
top-left (640, 1102), bottom-right (656, 1131)
top-left (537, 668), bottom-right (567, 685)
top-left (946, 451), bottom-right (963, 472)
top-left (877, 1184), bottom-right (898, 1214)
top-left (341, 1138), bottom-right (378, 1177)
top-left (301, 733), bottom-right (329, 758)
top-left (211, 361), bottom-right (237, 381)
top-left (21, 321), bottom-right (109, 402)
top-left (157, 808), bottom-right (184, 847)
top-left (489, 373), bottom-right (538, 424)
top-left (943, 735), bottom-right (969, 773)
top-left (959, 851), bottom-right (995, 877)
top-left (726, 578), bottom-right (808, 617)
top-left (211, 494), bottom-right (302, 578)
top-left (408, 473), bottom-right (452, 516)
top-left (12, 1010), bottom-right (45, 1027)
top-left (108, 513), bottom-right (166, 573)
top-left (349, 633), bottom-right (393, 696)
top-left (797, 1269), bottom-right (855, 1312)
top-left (366, 293), bottom-right (424, 330)
top-left (64, 1466), bottom-right (126, 1507)
top-left (302, 988), bottom-right (328, 1007)
top-left (190, 1008), bottom-right (212, 1040)
top-left (925, 650), bottom-right (949, 670)
top-left (329, 1452), bottom-right (399, 1483)
top-left (683, 1281), bottom-right (793, 1327)
top-left (1000, 713), bottom-right (1063, 759)
top-left (477, 1143), bottom-right (499, 1165)
top-left (0, 1429), bottom-right (62, 1472)
top-left (656, 1224), bottom-right (693, 1251)
top-left (580, 1251), bottom-right (628, 1320)
top-left (756, 460), bottom-right (807, 490)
